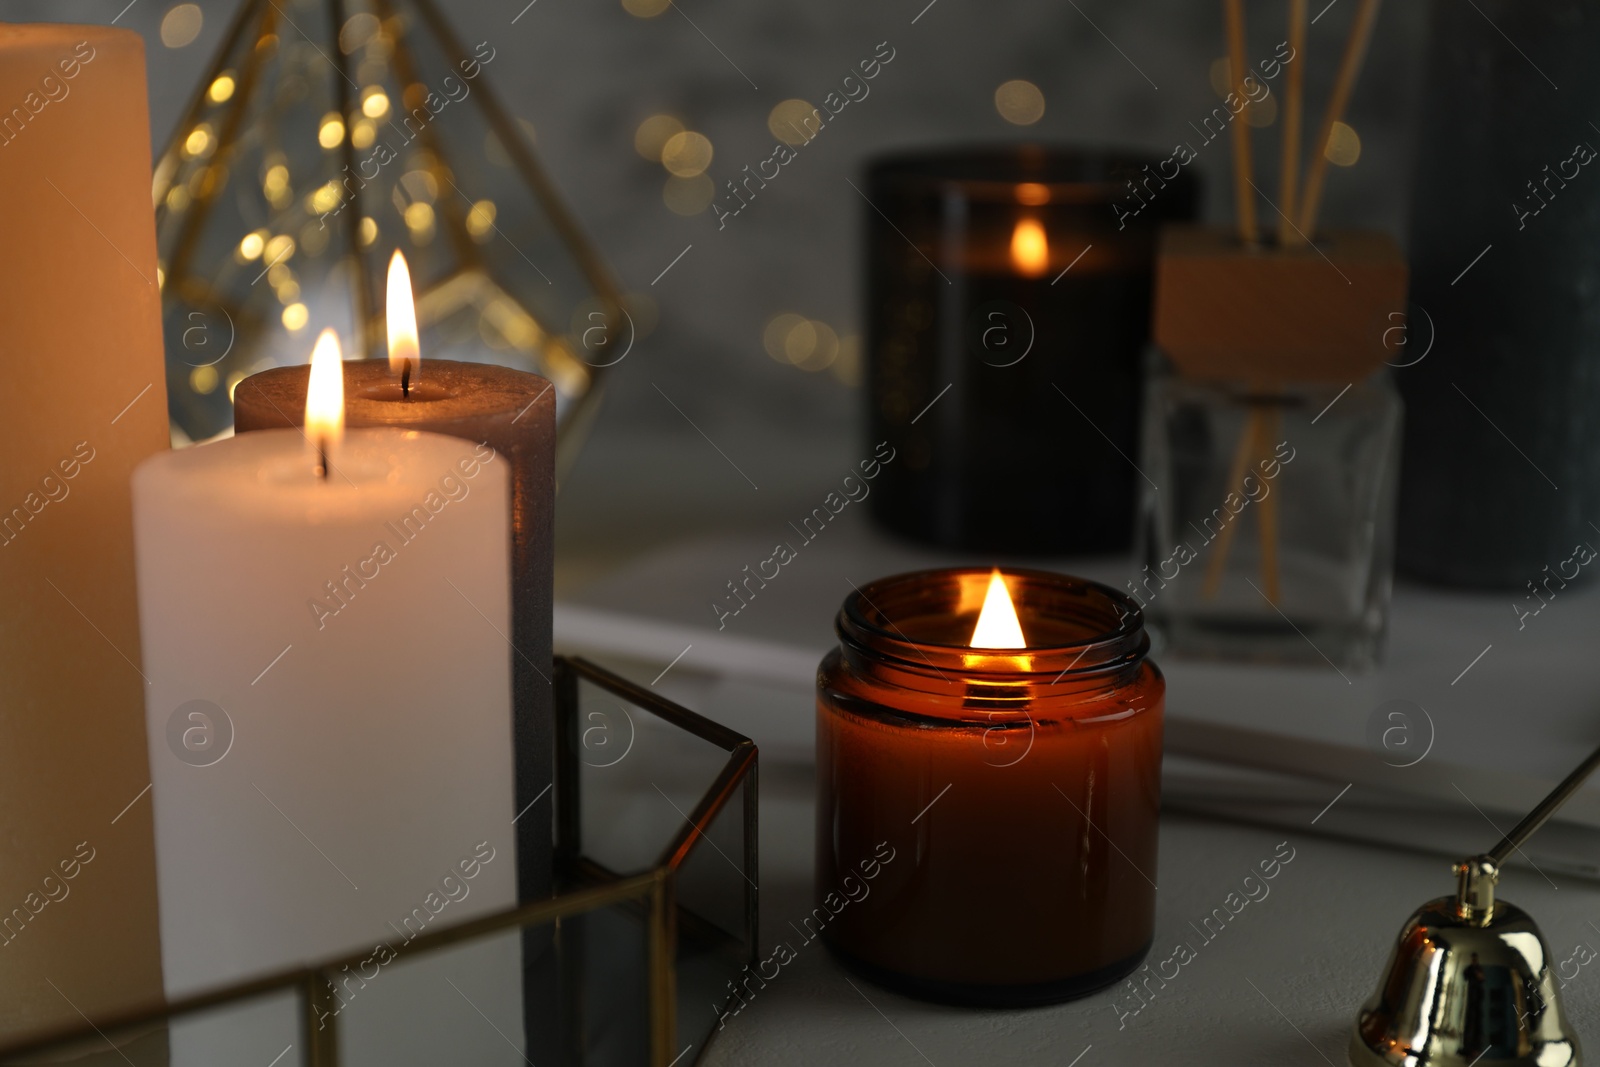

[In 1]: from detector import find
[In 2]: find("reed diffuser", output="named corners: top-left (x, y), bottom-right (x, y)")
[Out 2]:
top-left (1140, 0), bottom-right (1405, 672)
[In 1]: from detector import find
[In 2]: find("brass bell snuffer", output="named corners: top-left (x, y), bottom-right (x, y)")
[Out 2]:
top-left (1350, 743), bottom-right (1600, 1066)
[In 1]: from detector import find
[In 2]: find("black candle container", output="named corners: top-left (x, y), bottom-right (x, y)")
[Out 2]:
top-left (865, 146), bottom-right (1196, 554)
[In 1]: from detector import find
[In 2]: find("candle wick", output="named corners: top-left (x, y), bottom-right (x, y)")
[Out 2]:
top-left (401, 361), bottom-right (411, 400)
top-left (317, 436), bottom-right (330, 481)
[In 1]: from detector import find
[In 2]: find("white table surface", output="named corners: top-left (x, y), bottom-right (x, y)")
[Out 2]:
top-left (693, 760), bottom-right (1600, 1067)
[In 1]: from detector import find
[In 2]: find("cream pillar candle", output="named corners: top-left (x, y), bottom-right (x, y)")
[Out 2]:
top-left (0, 23), bottom-right (167, 1035)
top-left (133, 360), bottom-right (523, 1060)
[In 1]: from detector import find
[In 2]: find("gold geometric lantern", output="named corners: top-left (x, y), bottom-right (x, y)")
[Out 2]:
top-left (154, 0), bottom-right (626, 469)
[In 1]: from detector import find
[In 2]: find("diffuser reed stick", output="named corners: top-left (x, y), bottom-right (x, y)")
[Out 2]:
top-left (1203, 407), bottom-right (1264, 598)
top-left (1278, 0), bottom-right (1308, 246)
top-left (1296, 0), bottom-right (1383, 234)
top-left (1257, 408), bottom-right (1282, 600)
top-left (1223, 0), bottom-right (1258, 245)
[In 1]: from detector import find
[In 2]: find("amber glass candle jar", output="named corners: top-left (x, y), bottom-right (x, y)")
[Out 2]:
top-left (816, 567), bottom-right (1163, 1006)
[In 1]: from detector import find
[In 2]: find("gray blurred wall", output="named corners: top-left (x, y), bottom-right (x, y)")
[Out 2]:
top-left (5, 0), bottom-right (1431, 560)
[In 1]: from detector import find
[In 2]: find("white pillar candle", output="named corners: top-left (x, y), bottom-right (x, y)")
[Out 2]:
top-left (132, 419), bottom-right (523, 1062)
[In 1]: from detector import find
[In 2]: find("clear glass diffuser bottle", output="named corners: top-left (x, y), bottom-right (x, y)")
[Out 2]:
top-left (1138, 369), bottom-right (1402, 671)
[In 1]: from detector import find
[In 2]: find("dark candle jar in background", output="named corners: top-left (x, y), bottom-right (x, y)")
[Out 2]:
top-left (865, 146), bottom-right (1196, 554)
top-left (816, 568), bottom-right (1164, 1006)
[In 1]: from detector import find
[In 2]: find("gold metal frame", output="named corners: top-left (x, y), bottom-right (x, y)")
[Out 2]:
top-left (0, 657), bottom-right (759, 1067)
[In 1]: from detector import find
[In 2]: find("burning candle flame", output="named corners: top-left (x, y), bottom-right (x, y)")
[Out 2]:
top-left (1010, 218), bottom-right (1049, 277)
top-left (386, 250), bottom-right (419, 393)
top-left (970, 569), bottom-right (1027, 648)
top-left (305, 327), bottom-right (345, 475)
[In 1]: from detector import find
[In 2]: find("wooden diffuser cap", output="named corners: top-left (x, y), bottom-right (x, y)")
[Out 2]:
top-left (1152, 224), bottom-right (1408, 383)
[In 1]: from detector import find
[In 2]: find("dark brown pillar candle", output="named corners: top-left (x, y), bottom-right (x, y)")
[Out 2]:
top-left (233, 359), bottom-right (555, 901)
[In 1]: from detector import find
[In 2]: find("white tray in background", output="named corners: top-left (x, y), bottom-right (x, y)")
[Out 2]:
top-left (554, 520), bottom-right (1600, 873)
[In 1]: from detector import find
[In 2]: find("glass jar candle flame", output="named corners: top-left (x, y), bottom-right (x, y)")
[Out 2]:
top-left (816, 568), bottom-right (1164, 1006)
